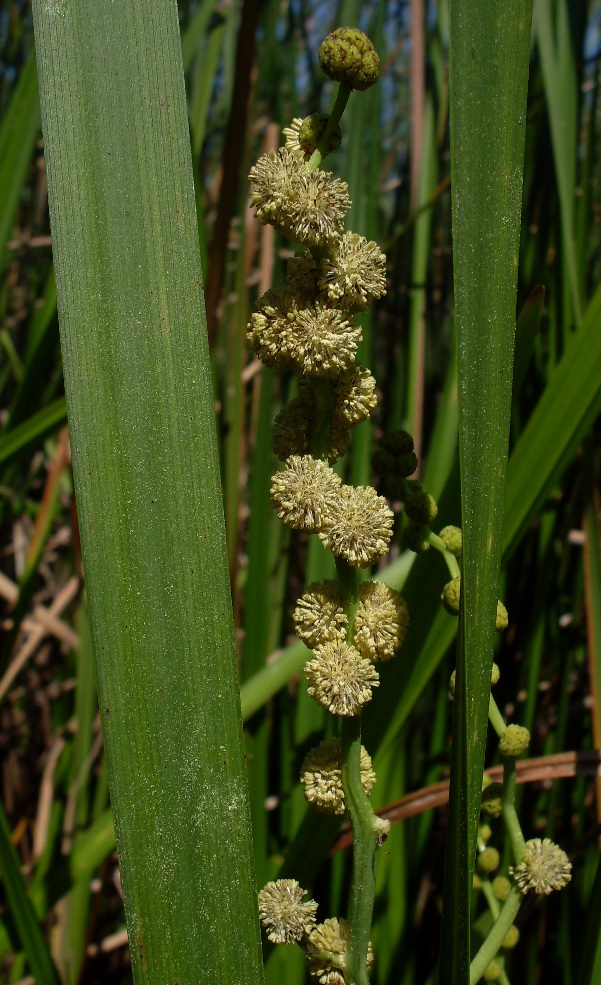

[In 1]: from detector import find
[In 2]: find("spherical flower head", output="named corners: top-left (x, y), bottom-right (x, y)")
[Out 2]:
top-left (441, 576), bottom-right (461, 615)
top-left (319, 28), bottom-right (380, 90)
top-left (248, 287), bottom-right (305, 370)
top-left (248, 148), bottom-right (351, 244)
top-left (271, 456), bottom-right (341, 532)
top-left (496, 600), bottom-right (509, 632)
top-left (492, 875), bottom-right (512, 901)
top-left (332, 366), bottom-right (378, 426)
top-left (354, 581), bottom-right (410, 661)
top-left (319, 232), bottom-right (387, 312)
top-left (439, 525), bottom-right (462, 557)
top-left (307, 918), bottom-right (373, 985)
top-left (510, 838), bottom-right (572, 895)
top-left (318, 484), bottom-right (394, 568)
top-left (300, 738), bottom-right (376, 815)
top-left (287, 302), bottom-right (362, 378)
top-left (479, 823), bottom-right (493, 843)
top-left (405, 483), bottom-right (438, 524)
top-left (491, 663), bottom-right (500, 686)
top-left (273, 396), bottom-right (312, 461)
top-left (402, 520), bottom-right (430, 553)
top-left (502, 925), bottom-right (520, 950)
top-left (483, 961), bottom-right (502, 982)
top-left (477, 847), bottom-right (500, 874)
top-left (283, 115), bottom-right (342, 160)
top-left (480, 782), bottom-right (503, 818)
top-left (305, 640), bottom-right (379, 715)
top-left (293, 581), bottom-right (348, 649)
top-left (258, 879), bottom-right (318, 943)
top-left (499, 723), bottom-right (530, 758)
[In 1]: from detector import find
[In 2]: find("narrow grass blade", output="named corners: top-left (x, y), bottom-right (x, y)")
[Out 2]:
top-left (0, 799), bottom-right (61, 985)
top-left (30, 1), bottom-right (264, 983)
top-left (0, 51), bottom-right (40, 275)
top-left (0, 397), bottom-right (67, 468)
top-left (440, 2), bottom-right (533, 982)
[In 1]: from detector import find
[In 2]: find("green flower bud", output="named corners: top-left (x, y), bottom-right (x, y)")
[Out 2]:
top-left (477, 847), bottom-right (500, 874)
top-left (502, 925), bottom-right (520, 950)
top-left (402, 521), bottom-right (430, 554)
top-left (441, 576), bottom-right (461, 615)
top-left (472, 873), bottom-right (482, 890)
top-left (405, 483), bottom-right (438, 524)
top-left (491, 663), bottom-right (500, 686)
top-left (299, 113), bottom-right (342, 156)
top-left (492, 875), bottom-right (512, 901)
top-left (479, 823), bottom-right (492, 843)
top-left (319, 28), bottom-right (380, 91)
top-left (483, 961), bottom-right (502, 982)
top-left (439, 525), bottom-right (462, 557)
top-left (496, 600), bottom-right (508, 631)
top-left (499, 724), bottom-right (530, 758)
top-left (481, 782), bottom-right (504, 818)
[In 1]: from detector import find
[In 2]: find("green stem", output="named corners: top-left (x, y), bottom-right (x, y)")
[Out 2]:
top-left (428, 531), bottom-right (461, 579)
top-left (469, 887), bottom-right (523, 985)
top-left (335, 555), bottom-right (359, 635)
top-left (501, 758), bottom-right (526, 861)
top-left (340, 715), bottom-right (379, 985)
top-left (306, 83), bottom-right (352, 172)
top-left (488, 694), bottom-right (506, 737)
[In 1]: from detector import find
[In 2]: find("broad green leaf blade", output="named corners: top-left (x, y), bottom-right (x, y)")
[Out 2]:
top-left (440, 2), bottom-right (533, 983)
top-left (30, 2), bottom-right (264, 984)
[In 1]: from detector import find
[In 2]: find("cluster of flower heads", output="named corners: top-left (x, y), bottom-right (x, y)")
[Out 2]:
top-left (258, 879), bottom-right (373, 985)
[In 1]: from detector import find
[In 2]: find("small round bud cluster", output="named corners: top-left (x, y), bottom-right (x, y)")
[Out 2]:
top-left (300, 738), bottom-right (376, 814)
top-left (483, 961), bottom-right (502, 982)
top-left (439, 525), bottom-right (462, 557)
top-left (498, 724), bottom-right (530, 758)
top-left (492, 875), bottom-right (512, 901)
top-left (283, 115), bottom-right (342, 160)
top-left (318, 28), bottom-right (380, 90)
top-left (441, 576), bottom-right (461, 615)
top-left (372, 430), bottom-right (418, 487)
top-left (305, 641), bottom-right (380, 715)
top-left (510, 838), bottom-right (572, 895)
top-left (496, 600), bottom-right (509, 632)
top-left (502, 925), bottom-right (520, 950)
top-left (402, 522), bottom-right (430, 554)
top-left (477, 847), bottom-right (500, 874)
top-left (480, 782), bottom-right (504, 818)
top-left (258, 879), bottom-right (318, 943)
top-left (307, 918), bottom-right (373, 985)
top-left (404, 483), bottom-right (438, 525)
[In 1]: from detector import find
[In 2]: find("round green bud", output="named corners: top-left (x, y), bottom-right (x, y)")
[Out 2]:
top-left (403, 521), bottom-right (430, 554)
top-left (502, 925), bottom-right (520, 950)
top-left (472, 873), bottom-right (482, 890)
top-left (481, 783), bottom-right (504, 818)
top-left (441, 576), bottom-right (461, 615)
top-left (439, 525), bottom-right (462, 557)
top-left (483, 961), bottom-right (502, 982)
top-left (477, 847), bottom-right (500, 874)
top-left (319, 28), bottom-right (380, 91)
top-left (492, 875), bottom-right (512, 901)
top-left (499, 724), bottom-right (530, 758)
top-left (449, 670), bottom-right (456, 696)
top-left (298, 113), bottom-right (342, 156)
top-left (405, 484), bottom-right (438, 524)
top-left (491, 663), bottom-right (500, 686)
top-left (385, 429), bottom-right (414, 455)
top-left (479, 823), bottom-right (493, 843)
top-left (496, 600), bottom-right (508, 631)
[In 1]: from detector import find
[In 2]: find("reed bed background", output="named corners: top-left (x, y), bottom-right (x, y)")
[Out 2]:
top-left (1, 0), bottom-right (601, 983)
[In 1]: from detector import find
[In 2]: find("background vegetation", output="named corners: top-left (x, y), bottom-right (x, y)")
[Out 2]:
top-left (1, 0), bottom-right (601, 983)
